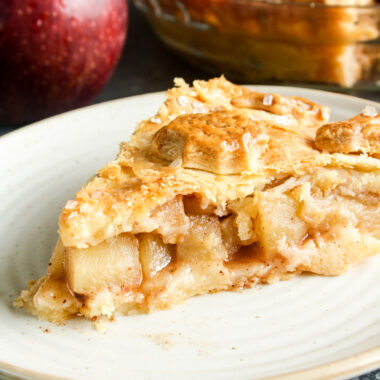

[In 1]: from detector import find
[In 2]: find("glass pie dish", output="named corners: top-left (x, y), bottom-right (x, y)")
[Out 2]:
top-left (133, 0), bottom-right (380, 89)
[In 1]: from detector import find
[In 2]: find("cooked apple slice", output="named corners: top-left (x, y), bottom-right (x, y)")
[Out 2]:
top-left (139, 234), bottom-right (173, 279)
top-left (65, 234), bottom-right (141, 295)
top-left (172, 215), bottom-right (231, 293)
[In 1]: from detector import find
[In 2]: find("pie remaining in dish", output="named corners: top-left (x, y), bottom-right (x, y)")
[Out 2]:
top-left (15, 77), bottom-right (380, 323)
top-left (135, 0), bottom-right (380, 87)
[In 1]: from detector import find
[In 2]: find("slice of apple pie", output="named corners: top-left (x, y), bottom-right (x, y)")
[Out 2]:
top-left (15, 77), bottom-right (380, 323)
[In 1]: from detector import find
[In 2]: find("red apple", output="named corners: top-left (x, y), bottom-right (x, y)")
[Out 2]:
top-left (0, 0), bottom-right (128, 125)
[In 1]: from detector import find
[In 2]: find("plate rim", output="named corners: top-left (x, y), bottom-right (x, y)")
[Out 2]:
top-left (0, 346), bottom-right (379, 380)
top-left (1, 86), bottom-right (379, 380)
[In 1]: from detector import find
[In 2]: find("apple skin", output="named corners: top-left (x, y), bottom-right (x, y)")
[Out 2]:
top-left (0, 0), bottom-right (128, 125)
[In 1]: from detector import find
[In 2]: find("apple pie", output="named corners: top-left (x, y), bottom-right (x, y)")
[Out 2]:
top-left (15, 77), bottom-right (380, 323)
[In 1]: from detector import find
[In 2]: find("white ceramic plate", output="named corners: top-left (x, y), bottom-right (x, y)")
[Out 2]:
top-left (0, 87), bottom-right (380, 380)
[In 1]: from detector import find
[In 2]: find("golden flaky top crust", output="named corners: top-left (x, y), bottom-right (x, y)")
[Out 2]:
top-left (58, 77), bottom-right (380, 249)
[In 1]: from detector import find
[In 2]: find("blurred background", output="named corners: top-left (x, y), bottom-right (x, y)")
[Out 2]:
top-left (93, 1), bottom-right (380, 105)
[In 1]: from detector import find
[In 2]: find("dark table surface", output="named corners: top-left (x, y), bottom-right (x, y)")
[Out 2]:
top-left (0, 2), bottom-right (379, 379)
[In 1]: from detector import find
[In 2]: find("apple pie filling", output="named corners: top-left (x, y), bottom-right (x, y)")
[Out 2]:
top-left (18, 166), bottom-right (380, 322)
